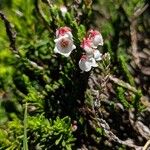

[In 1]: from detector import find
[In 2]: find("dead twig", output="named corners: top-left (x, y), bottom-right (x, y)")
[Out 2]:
top-left (109, 75), bottom-right (138, 93)
top-left (133, 4), bottom-right (149, 18)
top-left (96, 118), bottom-right (143, 150)
top-left (0, 11), bottom-right (17, 52)
top-left (143, 139), bottom-right (150, 150)
top-left (34, 0), bottom-right (52, 33)
top-left (129, 110), bottom-right (150, 140)
top-left (0, 11), bottom-right (44, 71)
top-left (130, 4), bottom-right (149, 70)
top-left (81, 107), bottom-right (143, 150)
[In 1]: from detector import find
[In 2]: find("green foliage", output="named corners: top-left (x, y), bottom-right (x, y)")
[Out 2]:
top-left (118, 55), bottom-right (135, 86)
top-left (116, 87), bottom-right (131, 109)
top-left (132, 90), bottom-right (143, 111)
top-left (0, 0), bottom-right (148, 149)
top-left (0, 115), bottom-right (75, 150)
top-left (23, 103), bottom-right (28, 150)
top-left (0, 116), bottom-right (23, 150)
top-left (27, 115), bottom-right (75, 150)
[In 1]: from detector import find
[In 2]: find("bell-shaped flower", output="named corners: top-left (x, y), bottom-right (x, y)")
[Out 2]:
top-left (80, 37), bottom-right (93, 56)
top-left (54, 35), bottom-right (76, 57)
top-left (93, 50), bottom-right (102, 61)
top-left (56, 26), bottom-right (73, 39)
top-left (88, 29), bottom-right (103, 48)
top-left (79, 55), bottom-right (98, 72)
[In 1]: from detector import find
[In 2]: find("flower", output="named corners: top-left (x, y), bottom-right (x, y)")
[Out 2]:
top-left (80, 37), bottom-right (102, 60)
top-left (80, 37), bottom-right (93, 56)
top-left (79, 55), bottom-right (98, 72)
top-left (60, 6), bottom-right (67, 17)
top-left (71, 120), bottom-right (78, 132)
top-left (79, 29), bottom-right (104, 72)
top-left (56, 26), bottom-right (73, 39)
top-left (54, 35), bottom-right (76, 57)
top-left (88, 29), bottom-right (103, 48)
top-left (54, 26), bottom-right (76, 57)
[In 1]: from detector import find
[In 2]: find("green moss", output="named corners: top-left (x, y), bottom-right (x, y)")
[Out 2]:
top-left (116, 87), bottom-right (131, 109)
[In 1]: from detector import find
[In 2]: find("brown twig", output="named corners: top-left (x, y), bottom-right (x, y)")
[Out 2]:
top-left (130, 4), bottom-right (149, 69)
top-left (143, 139), bottom-right (150, 150)
top-left (0, 11), bottom-right (45, 71)
top-left (133, 4), bottom-right (149, 18)
top-left (83, 107), bottom-right (143, 150)
top-left (109, 75), bottom-right (138, 93)
top-left (96, 118), bottom-right (143, 150)
top-left (0, 11), bottom-right (17, 52)
top-left (129, 110), bottom-right (150, 140)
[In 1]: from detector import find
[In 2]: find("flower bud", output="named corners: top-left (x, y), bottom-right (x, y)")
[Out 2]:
top-left (60, 6), bottom-right (67, 17)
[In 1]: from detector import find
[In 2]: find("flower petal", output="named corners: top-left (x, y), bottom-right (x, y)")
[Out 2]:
top-left (78, 55), bottom-right (99, 72)
top-left (87, 30), bottom-right (103, 48)
top-left (54, 36), bottom-right (76, 57)
top-left (58, 50), bottom-right (72, 57)
top-left (79, 59), bottom-right (92, 72)
top-left (89, 58), bottom-right (98, 67)
top-left (54, 47), bottom-right (59, 53)
top-left (91, 34), bottom-right (103, 48)
top-left (56, 27), bottom-right (73, 39)
top-left (93, 50), bottom-right (102, 61)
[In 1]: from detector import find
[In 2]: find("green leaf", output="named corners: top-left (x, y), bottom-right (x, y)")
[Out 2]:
top-left (23, 103), bottom-right (28, 150)
top-left (55, 134), bottom-right (63, 145)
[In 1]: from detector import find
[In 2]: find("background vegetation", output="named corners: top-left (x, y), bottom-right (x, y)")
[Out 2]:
top-left (0, 0), bottom-right (150, 149)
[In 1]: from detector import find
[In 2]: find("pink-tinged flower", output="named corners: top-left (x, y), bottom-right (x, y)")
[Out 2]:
top-left (79, 55), bottom-right (98, 72)
top-left (54, 35), bottom-right (76, 57)
top-left (56, 26), bottom-right (73, 39)
top-left (88, 29), bottom-right (103, 48)
top-left (80, 38), bottom-right (93, 55)
top-left (93, 50), bottom-right (102, 61)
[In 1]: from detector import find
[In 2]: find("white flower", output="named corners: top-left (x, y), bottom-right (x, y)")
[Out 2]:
top-left (88, 29), bottom-right (103, 48)
top-left (79, 55), bottom-right (98, 72)
top-left (93, 50), bottom-right (102, 61)
top-left (60, 6), bottom-right (67, 16)
top-left (56, 26), bottom-right (73, 39)
top-left (54, 35), bottom-right (76, 57)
